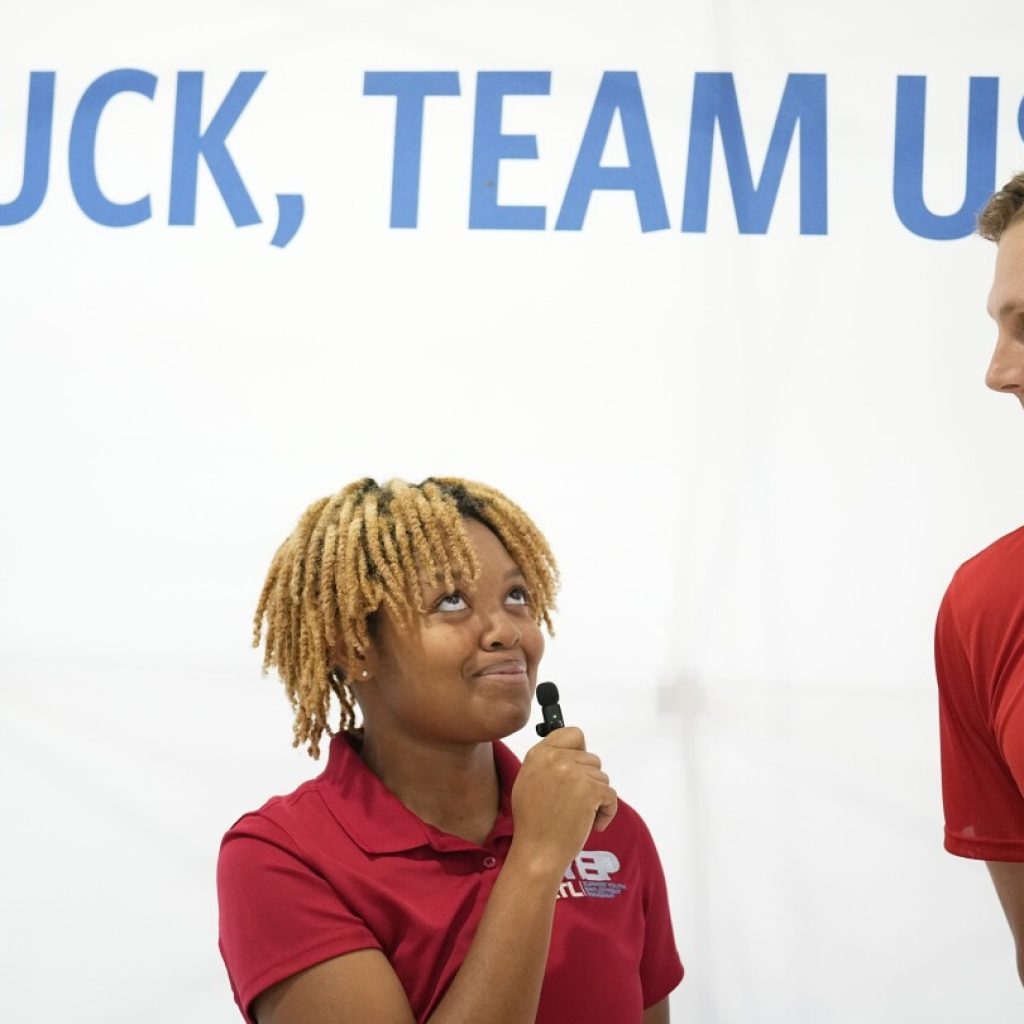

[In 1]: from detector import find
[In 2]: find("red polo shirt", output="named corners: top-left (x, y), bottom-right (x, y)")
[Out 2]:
top-left (937, 524), bottom-right (1024, 860)
top-left (218, 734), bottom-right (683, 1022)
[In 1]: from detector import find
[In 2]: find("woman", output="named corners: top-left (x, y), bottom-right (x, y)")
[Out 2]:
top-left (218, 477), bottom-right (683, 1023)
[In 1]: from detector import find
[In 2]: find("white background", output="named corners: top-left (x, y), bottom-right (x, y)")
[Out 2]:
top-left (3, 1), bottom-right (1024, 1020)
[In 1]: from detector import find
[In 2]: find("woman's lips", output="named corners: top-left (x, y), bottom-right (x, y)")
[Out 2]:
top-left (474, 660), bottom-right (528, 679)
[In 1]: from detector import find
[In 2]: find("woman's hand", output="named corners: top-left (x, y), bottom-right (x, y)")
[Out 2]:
top-left (510, 726), bottom-right (618, 879)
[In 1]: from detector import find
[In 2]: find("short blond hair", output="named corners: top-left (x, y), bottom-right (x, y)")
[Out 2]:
top-left (978, 172), bottom-right (1024, 241)
top-left (253, 477), bottom-right (559, 756)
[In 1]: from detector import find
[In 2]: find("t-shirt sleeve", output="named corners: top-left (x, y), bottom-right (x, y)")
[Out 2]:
top-left (217, 812), bottom-right (382, 1022)
top-left (634, 814), bottom-right (684, 1007)
top-left (936, 583), bottom-right (1024, 860)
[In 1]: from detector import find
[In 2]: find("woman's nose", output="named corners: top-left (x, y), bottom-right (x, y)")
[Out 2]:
top-left (481, 610), bottom-right (521, 649)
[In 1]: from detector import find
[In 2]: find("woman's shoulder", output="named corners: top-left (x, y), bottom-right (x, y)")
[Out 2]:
top-left (606, 795), bottom-right (652, 830)
top-left (221, 774), bottom-right (330, 852)
top-left (586, 796), bottom-right (661, 860)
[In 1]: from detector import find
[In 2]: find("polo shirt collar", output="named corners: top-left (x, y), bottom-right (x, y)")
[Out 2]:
top-left (316, 732), bottom-right (520, 855)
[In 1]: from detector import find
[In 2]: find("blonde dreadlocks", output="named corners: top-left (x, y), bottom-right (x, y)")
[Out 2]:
top-left (253, 477), bottom-right (559, 757)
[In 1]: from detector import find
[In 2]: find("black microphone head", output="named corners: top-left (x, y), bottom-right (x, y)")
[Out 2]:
top-left (536, 681), bottom-right (559, 707)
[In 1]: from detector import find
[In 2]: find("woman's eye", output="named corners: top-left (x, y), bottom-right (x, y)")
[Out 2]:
top-left (506, 586), bottom-right (529, 606)
top-left (437, 592), bottom-right (468, 612)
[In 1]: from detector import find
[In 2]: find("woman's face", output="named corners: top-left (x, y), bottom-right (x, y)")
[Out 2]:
top-left (357, 518), bottom-right (545, 745)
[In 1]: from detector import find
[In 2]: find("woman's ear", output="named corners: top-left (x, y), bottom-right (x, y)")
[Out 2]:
top-left (329, 644), bottom-right (374, 685)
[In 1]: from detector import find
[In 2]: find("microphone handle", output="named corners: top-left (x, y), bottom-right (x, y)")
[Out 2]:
top-left (536, 702), bottom-right (565, 737)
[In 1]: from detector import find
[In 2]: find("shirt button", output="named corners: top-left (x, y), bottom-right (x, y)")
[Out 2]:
top-left (482, 855), bottom-right (497, 869)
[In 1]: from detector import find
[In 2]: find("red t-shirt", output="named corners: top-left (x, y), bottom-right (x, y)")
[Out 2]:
top-left (218, 734), bottom-right (683, 1022)
top-left (936, 525), bottom-right (1024, 860)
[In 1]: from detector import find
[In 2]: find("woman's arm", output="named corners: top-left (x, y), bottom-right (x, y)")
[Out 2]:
top-left (255, 727), bottom-right (617, 1024)
top-left (253, 950), bottom-right (415, 1024)
top-left (255, 848), bottom-right (561, 1024)
top-left (642, 997), bottom-right (670, 1024)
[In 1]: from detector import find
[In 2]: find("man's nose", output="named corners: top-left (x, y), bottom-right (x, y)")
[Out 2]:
top-left (985, 333), bottom-right (1024, 394)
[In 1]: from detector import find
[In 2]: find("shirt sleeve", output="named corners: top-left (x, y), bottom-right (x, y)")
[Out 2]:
top-left (634, 814), bottom-right (684, 1007)
top-left (936, 583), bottom-right (1024, 860)
top-left (217, 812), bottom-right (382, 1022)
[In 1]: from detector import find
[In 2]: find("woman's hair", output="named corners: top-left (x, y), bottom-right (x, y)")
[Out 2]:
top-left (978, 171), bottom-right (1024, 242)
top-left (253, 477), bottom-right (559, 757)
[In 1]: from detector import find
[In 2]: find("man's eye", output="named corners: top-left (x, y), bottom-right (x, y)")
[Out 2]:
top-left (507, 586), bottom-right (529, 606)
top-left (437, 592), bottom-right (468, 612)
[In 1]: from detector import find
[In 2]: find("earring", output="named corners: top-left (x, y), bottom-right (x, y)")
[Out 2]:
top-left (361, 670), bottom-right (369, 679)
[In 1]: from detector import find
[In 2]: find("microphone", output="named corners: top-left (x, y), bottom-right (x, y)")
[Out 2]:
top-left (535, 681), bottom-right (564, 737)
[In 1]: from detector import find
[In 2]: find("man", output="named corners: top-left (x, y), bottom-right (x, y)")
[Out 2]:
top-left (937, 171), bottom-right (1024, 983)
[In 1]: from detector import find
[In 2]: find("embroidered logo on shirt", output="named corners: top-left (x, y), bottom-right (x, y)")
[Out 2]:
top-left (556, 850), bottom-right (627, 900)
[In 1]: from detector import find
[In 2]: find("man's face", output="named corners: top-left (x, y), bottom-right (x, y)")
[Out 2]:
top-left (985, 219), bottom-right (1024, 407)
